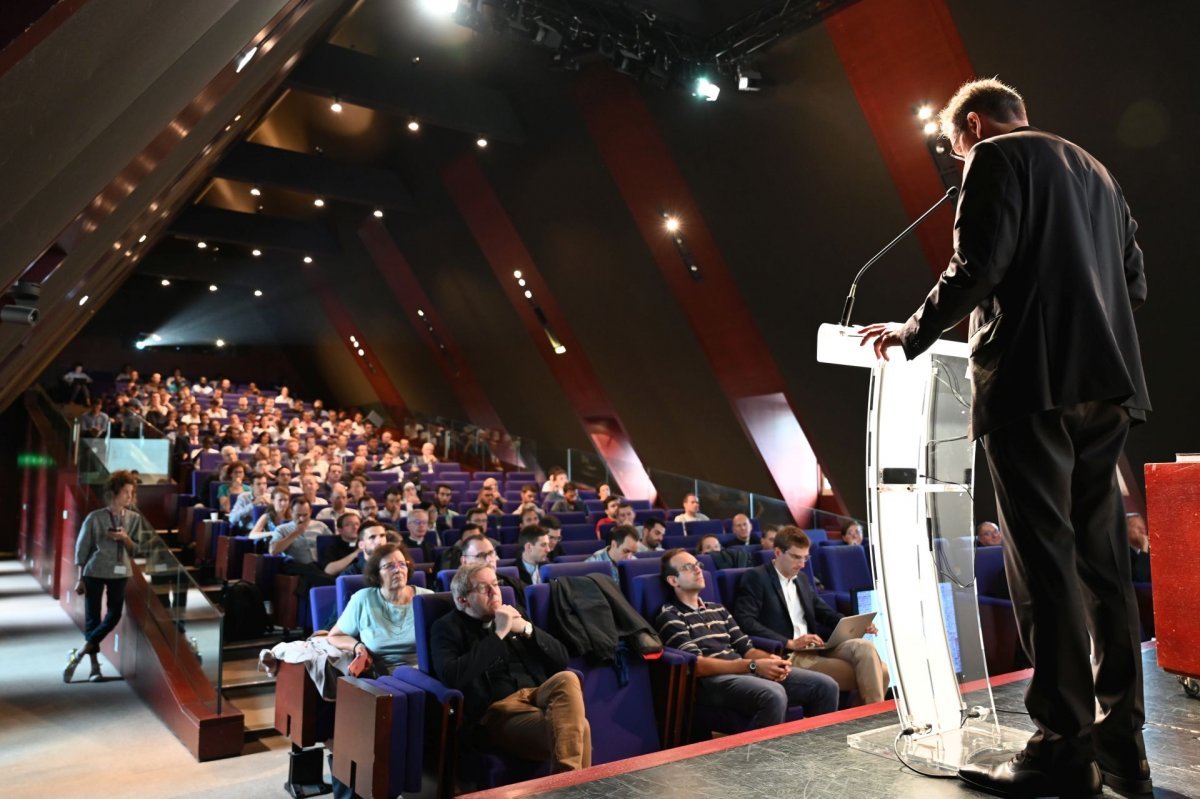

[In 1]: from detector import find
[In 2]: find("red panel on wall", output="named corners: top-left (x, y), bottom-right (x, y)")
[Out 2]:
top-left (1144, 461), bottom-right (1200, 679)
top-left (824, 0), bottom-right (975, 277)
top-left (357, 220), bottom-right (521, 465)
top-left (441, 154), bottom-right (657, 501)
top-left (572, 68), bottom-right (827, 522)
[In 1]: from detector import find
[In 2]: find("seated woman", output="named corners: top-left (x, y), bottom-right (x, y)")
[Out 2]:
top-left (217, 461), bottom-right (250, 515)
top-left (326, 543), bottom-right (432, 673)
top-left (248, 487), bottom-right (292, 539)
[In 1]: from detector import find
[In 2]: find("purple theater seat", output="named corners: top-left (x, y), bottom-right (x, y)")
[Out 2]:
top-left (309, 585), bottom-right (338, 632)
top-left (558, 539), bottom-right (602, 557)
top-left (560, 523), bottom-right (599, 542)
top-left (331, 674), bottom-right (424, 798)
top-left (817, 544), bottom-right (873, 614)
top-left (539, 560), bottom-right (612, 582)
top-left (553, 554), bottom-right (591, 563)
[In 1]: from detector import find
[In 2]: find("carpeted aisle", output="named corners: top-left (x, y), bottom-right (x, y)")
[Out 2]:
top-left (0, 559), bottom-right (293, 799)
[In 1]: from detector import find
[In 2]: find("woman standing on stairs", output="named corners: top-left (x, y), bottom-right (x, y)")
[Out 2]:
top-left (65, 470), bottom-right (144, 682)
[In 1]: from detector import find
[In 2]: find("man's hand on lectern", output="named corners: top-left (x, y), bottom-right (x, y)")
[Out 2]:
top-left (857, 322), bottom-right (905, 361)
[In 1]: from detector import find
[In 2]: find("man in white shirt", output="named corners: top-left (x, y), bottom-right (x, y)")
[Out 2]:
top-left (674, 493), bottom-right (710, 523)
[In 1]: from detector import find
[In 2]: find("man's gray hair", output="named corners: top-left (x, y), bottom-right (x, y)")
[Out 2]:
top-left (939, 77), bottom-right (1026, 140)
top-left (451, 562), bottom-right (491, 605)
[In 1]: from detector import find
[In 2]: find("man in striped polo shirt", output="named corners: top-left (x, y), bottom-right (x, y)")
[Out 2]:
top-left (655, 548), bottom-right (838, 730)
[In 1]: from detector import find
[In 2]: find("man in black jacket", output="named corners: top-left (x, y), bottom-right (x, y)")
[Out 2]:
top-left (860, 78), bottom-right (1150, 798)
top-left (431, 563), bottom-right (591, 772)
top-left (732, 527), bottom-right (887, 704)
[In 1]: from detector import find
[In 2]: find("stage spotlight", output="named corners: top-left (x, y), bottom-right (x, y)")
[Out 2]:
top-left (303, 256), bottom-right (313, 264)
top-left (694, 77), bottom-right (720, 102)
top-left (330, 99), bottom-right (344, 113)
top-left (664, 216), bottom-right (680, 233)
top-left (544, 326), bottom-right (567, 355)
top-left (151, 334), bottom-right (161, 342)
top-left (138, 234), bottom-right (148, 243)
top-left (923, 120), bottom-right (939, 136)
top-left (209, 284), bottom-right (218, 292)
top-left (416, 310), bottom-right (425, 317)
top-left (357, 348), bottom-right (365, 356)
top-left (407, 119), bottom-right (420, 132)
top-left (513, 270), bottom-right (522, 279)
top-left (313, 198), bottom-right (326, 208)
top-left (254, 289), bottom-right (263, 297)
top-left (78, 295), bottom-right (89, 306)
top-left (476, 137), bottom-right (489, 148)
top-left (373, 209), bottom-right (384, 218)
top-left (250, 186), bottom-right (262, 197)
top-left (252, 248), bottom-right (262, 257)
top-left (420, 0), bottom-right (458, 16)
top-left (135, 340), bottom-right (147, 350)
top-left (161, 279), bottom-right (171, 286)
top-left (917, 105), bottom-right (934, 120)
top-left (736, 66), bottom-right (762, 92)
top-left (517, 279), bottom-right (526, 287)
top-left (197, 241), bottom-right (208, 249)
top-left (216, 339), bottom-right (226, 348)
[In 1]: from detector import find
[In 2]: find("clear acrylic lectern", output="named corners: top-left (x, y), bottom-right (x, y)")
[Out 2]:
top-left (816, 323), bottom-right (1026, 773)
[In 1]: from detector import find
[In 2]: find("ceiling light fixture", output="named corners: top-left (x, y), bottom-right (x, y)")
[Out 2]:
top-left (407, 119), bottom-right (420, 132)
top-left (250, 186), bottom-right (262, 197)
top-left (923, 121), bottom-right (939, 136)
top-left (356, 348), bottom-right (365, 357)
top-left (544, 326), bottom-right (567, 355)
top-left (235, 45), bottom-right (257, 74)
top-left (303, 256), bottom-right (313, 264)
top-left (694, 77), bottom-right (720, 102)
top-left (254, 289), bottom-right (263, 297)
top-left (252, 248), bottom-right (262, 257)
top-left (216, 339), bottom-right (226, 348)
top-left (373, 209), bottom-right (384, 218)
top-left (209, 284), bottom-right (218, 292)
top-left (664, 216), bottom-right (680, 233)
top-left (196, 241), bottom-right (208, 249)
top-left (420, 0), bottom-right (459, 16)
top-left (330, 99), bottom-right (344, 113)
top-left (917, 105), bottom-right (934, 120)
top-left (138, 234), bottom-right (148, 244)
top-left (78, 295), bottom-right (89, 306)
top-left (476, 136), bottom-right (489, 148)
top-left (161, 279), bottom-right (171, 286)
top-left (313, 198), bottom-right (325, 208)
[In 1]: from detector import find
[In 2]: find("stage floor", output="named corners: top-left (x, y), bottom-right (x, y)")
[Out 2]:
top-left (466, 645), bottom-right (1198, 798)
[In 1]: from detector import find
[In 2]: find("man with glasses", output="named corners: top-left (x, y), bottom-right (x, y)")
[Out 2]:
top-left (402, 507), bottom-right (439, 565)
top-left (542, 515), bottom-right (565, 560)
top-left (432, 563), bottom-right (591, 773)
top-left (458, 532), bottom-right (526, 612)
top-left (733, 527), bottom-right (887, 705)
top-left (857, 78), bottom-right (1150, 798)
top-left (657, 548), bottom-right (838, 729)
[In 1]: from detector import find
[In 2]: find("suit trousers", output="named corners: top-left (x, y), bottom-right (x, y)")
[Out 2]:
top-left (792, 638), bottom-right (889, 704)
top-left (478, 670), bottom-right (592, 772)
top-left (982, 401), bottom-right (1144, 767)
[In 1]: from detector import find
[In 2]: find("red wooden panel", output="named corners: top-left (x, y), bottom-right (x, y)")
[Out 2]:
top-left (572, 68), bottom-right (825, 520)
top-left (1144, 461), bottom-right (1200, 678)
top-left (824, 0), bottom-right (974, 277)
top-left (441, 154), bottom-right (656, 500)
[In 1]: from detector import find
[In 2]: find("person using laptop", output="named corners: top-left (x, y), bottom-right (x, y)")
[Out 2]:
top-left (733, 526), bottom-right (889, 705)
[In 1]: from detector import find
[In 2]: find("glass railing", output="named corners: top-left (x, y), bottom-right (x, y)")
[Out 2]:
top-left (137, 532), bottom-right (225, 713)
top-left (402, 412), bottom-right (539, 474)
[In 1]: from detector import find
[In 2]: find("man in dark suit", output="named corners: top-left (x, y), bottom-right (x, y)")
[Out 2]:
top-left (860, 78), bottom-right (1150, 798)
top-left (431, 563), bottom-right (590, 772)
top-left (732, 527), bottom-right (887, 704)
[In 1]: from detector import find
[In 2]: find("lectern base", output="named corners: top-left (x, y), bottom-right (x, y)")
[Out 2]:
top-left (847, 719), bottom-right (1028, 774)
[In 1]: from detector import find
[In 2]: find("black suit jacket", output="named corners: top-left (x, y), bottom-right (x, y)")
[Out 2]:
top-left (430, 608), bottom-right (569, 726)
top-left (733, 563), bottom-right (842, 647)
top-left (898, 127), bottom-right (1149, 439)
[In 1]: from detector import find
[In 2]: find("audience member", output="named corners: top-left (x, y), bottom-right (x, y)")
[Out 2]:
top-left (316, 483), bottom-right (357, 522)
top-left (733, 527), bottom-right (888, 704)
top-left (429, 484), bottom-right (459, 526)
top-left (761, 524), bottom-right (780, 551)
top-left (1126, 512), bottom-right (1151, 583)
top-left (514, 525), bottom-right (552, 588)
top-left (268, 497), bottom-right (335, 594)
top-left (325, 517), bottom-right (390, 578)
top-left (656, 548), bottom-right (838, 728)
top-left (542, 515), bottom-right (565, 560)
top-left (78, 400), bottom-right (110, 437)
top-left (250, 488), bottom-right (292, 539)
top-left (229, 473), bottom-right (272, 531)
top-left (586, 524), bottom-right (640, 582)
top-left (841, 521), bottom-right (865, 546)
top-left (432, 563), bottom-right (591, 772)
top-left (217, 462), bottom-right (251, 515)
top-left (674, 493), bottom-right (710, 523)
top-left (550, 482), bottom-right (587, 514)
top-left (976, 521), bottom-right (1003, 547)
top-left (63, 363), bottom-right (94, 405)
top-left (319, 513), bottom-right (362, 576)
top-left (594, 495), bottom-right (621, 537)
top-left (730, 514), bottom-right (761, 546)
top-left (402, 507), bottom-right (439, 564)
top-left (541, 467), bottom-right (567, 499)
top-left (639, 517), bottom-right (666, 551)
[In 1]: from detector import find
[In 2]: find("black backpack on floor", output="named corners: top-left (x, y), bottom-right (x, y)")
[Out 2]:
top-left (223, 580), bottom-right (269, 641)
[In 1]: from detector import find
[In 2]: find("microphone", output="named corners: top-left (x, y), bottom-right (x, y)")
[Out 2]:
top-left (838, 185), bottom-right (960, 328)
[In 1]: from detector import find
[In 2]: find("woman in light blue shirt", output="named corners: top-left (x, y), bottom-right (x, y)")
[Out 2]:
top-left (327, 542), bottom-right (431, 673)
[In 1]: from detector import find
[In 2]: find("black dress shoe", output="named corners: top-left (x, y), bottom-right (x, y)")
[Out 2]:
top-left (958, 752), bottom-right (1102, 798)
top-left (1098, 759), bottom-right (1153, 797)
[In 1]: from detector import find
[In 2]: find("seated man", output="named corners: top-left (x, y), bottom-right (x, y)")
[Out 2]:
top-left (268, 497), bottom-right (335, 593)
top-left (316, 482), bottom-right (359, 523)
top-left (320, 513), bottom-right (363, 577)
top-left (550, 481), bottom-right (587, 514)
top-left (976, 520), bottom-right (1003, 547)
top-left (729, 514), bottom-right (761, 546)
top-left (586, 524), bottom-right (641, 582)
top-left (432, 563), bottom-right (591, 772)
top-left (402, 507), bottom-right (439, 564)
top-left (732, 527), bottom-right (888, 704)
top-left (657, 548), bottom-right (838, 729)
top-left (457, 532), bottom-right (526, 613)
top-left (696, 534), bottom-right (750, 569)
top-left (760, 524), bottom-right (779, 551)
top-left (593, 496), bottom-right (622, 537)
top-left (638, 517), bottom-right (666, 552)
top-left (229, 472), bottom-right (272, 532)
top-left (325, 516), bottom-right (390, 578)
top-left (674, 493), bottom-right (710, 523)
top-left (841, 522), bottom-right (865, 546)
top-left (542, 515), bottom-right (565, 560)
top-left (78, 400), bottom-right (110, 437)
top-left (514, 525), bottom-right (551, 588)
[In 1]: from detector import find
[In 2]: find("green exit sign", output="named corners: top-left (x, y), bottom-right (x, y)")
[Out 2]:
top-left (17, 453), bottom-right (56, 468)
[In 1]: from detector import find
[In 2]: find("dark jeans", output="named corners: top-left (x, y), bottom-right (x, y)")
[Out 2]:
top-left (982, 401), bottom-right (1144, 766)
top-left (83, 576), bottom-right (128, 647)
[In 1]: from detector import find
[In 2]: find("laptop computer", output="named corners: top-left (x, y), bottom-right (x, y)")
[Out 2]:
top-left (803, 611), bottom-right (877, 652)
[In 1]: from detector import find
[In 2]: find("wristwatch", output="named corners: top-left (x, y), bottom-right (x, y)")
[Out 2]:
top-left (522, 622), bottom-right (533, 638)
top-left (748, 660), bottom-right (757, 674)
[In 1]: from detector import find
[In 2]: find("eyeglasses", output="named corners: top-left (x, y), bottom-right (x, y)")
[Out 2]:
top-left (471, 582), bottom-right (501, 595)
top-left (675, 561), bottom-right (703, 574)
top-left (783, 550), bottom-right (810, 563)
top-left (467, 549), bottom-right (498, 561)
top-left (381, 560), bottom-right (409, 573)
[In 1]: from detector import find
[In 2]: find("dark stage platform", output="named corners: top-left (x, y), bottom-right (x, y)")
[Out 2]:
top-left (465, 645), bottom-right (1198, 799)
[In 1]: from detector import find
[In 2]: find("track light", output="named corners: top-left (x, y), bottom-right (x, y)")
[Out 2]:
top-left (254, 289), bottom-right (263, 297)
top-left (544, 326), bottom-right (567, 355)
top-left (215, 339), bottom-right (226, 348)
top-left (209, 284), bottom-right (218, 292)
top-left (161, 279), bottom-right (171, 286)
top-left (476, 137), bottom-right (489, 148)
top-left (330, 99), bottom-right (344, 113)
top-left (78, 295), bottom-right (89, 306)
top-left (917, 105), bottom-right (934, 120)
top-left (252, 248), bottom-right (262, 257)
top-left (313, 198), bottom-right (325, 208)
top-left (736, 66), bottom-right (762, 92)
top-left (407, 119), bottom-right (420, 132)
top-left (197, 241), bottom-right (208, 249)
top-left (694, 77), bottom-right (720, 102)
top-left (923, 121), bottom-right (939, 136)
top-left (373, 209), bottom-right (384, 218)
top-left (303, 256), bottom-right (313, 264)
top-left (664, 216), bottom-right (680, 233)
top-left (250, 186), bottom-right (262, 197)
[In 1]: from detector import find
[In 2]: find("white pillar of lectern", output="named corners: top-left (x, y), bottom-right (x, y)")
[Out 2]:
top-left (816, 323), bottom-right (1026, 773)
